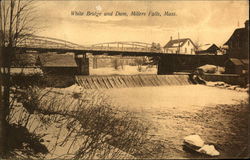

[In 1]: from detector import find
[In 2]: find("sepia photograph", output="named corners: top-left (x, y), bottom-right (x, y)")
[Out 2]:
top-left (0, 0), bottom-right (249, 159)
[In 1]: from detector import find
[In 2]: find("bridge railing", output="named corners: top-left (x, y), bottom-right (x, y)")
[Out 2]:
top-left (89, 46), bottom-right (151, 52)
top-left (17, 35), bottom-right (165, 53)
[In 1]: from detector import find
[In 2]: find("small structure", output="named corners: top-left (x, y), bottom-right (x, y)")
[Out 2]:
top-left (163, 37), bottom-right (197, 54)
top-left (224, 20), bottom-right (249, 59)
top-left (38, 53), bottom-right (78, 75)
top-left (195, 44), bottom-right (221, 55)
top-left (224, 58), bottom-right (248, 75)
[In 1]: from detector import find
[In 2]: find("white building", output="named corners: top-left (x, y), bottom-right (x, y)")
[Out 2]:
top-left (163, 37), bottom-right (197, 54)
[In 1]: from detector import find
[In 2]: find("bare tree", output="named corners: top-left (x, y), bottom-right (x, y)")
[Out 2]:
top-left (0, 0), bottom-right (38, 157)
top-left (194, 38), bottom-right (202, 51)
top-left (0, 0), bottom-right (37, 47)
top-left (151, 42), bottom-right (162, 52)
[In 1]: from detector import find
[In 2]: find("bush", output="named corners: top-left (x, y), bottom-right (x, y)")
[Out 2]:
top-left (6, 123), bottom-right (48, 158)
top-left (11, 73), bottom-right (44, 88)
top-left (16, 87), bottom-right (166, 159)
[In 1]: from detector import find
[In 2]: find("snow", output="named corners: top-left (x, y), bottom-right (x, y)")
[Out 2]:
top-left (15, 84), bottom-right (248, 159)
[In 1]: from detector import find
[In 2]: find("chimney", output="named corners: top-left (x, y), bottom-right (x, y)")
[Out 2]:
top-left (170, 36), bottom-right (172, 41)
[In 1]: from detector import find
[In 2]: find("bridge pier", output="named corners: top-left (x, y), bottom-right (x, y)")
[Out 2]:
top-left (157, 56), bottom-right (175, 74)
top-left (75, 53), bottom-right (89, 75)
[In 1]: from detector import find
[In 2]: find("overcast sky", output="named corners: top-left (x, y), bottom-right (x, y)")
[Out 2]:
top-left (36, 0), bottom-right (249, 46)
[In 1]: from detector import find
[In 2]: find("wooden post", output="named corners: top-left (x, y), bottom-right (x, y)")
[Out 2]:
top-left (0, 46), bottom-right (5, 156)
top-left (0, 47), bottom-right (11, 157)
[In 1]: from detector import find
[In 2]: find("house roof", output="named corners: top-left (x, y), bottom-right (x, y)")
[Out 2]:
top-left (240, 59), bottom-right (249, 70)
top-left (163, 38), bottom-right (196, 48)
top-left (198, 44), bottom-right (220, 51)
top-left (228, 58), bottom-right (244, 66)
top-left (240, 59), bottom-right (249, 65)
top-left (224, 27), bottom-right (248, 45)
top-left (196, 44), bottom-right (220, 54)
top-left (39, 53), bottom-right (77, 67)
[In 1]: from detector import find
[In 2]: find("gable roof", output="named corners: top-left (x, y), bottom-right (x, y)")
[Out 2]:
top-left (196, 44), bottom-right (220, 54)
top-left (228, 58), bottom-right (244, 66)
top-left (163, 38), bottom-right (197, 48)
top-left (199, 44), bottom-right (220, 51)
top-left (224, 27), bottom-right (248, 45)
top-left (39, 53), bottom-right (77, 67)
top-left (241, 59), bottom-right (249, 65)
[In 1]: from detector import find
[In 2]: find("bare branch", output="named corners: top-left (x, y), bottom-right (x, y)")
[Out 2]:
top-left (1, 0), bottom-right (38, 47)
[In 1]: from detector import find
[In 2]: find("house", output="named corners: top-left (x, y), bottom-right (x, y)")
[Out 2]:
top-left (163, 37), bottom-right (197, 54)
top-left (38, 53), bottom-right (78, 75)
top-left (223, 20), bottom-right (249, 75)
top-left (195, 44), bottom-right (221, 55)
top-left (224, 20), bottom-right (249, 59)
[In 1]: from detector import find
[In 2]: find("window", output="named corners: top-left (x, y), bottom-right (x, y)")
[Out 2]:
top-left (188, 41), bottom-right (190, 46)
top-left (185, 48), bottom-right (187, 53)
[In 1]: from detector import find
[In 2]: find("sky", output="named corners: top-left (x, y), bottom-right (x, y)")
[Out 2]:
top-left (35, 0), bottom-right (249, 47)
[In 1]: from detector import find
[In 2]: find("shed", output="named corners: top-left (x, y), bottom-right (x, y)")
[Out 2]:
top-left (38, 53), bottom-right (78, 75)
top-left (224, 58), bottom-right (246, 74)
top-left (195, 44), bottom-right (220, 55)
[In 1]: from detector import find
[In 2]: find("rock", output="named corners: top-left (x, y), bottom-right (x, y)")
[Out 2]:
top-left (183, 135), bottom-right (205, 150)
top-left (218, 85), bottom-right (225, 89)
top-left (235, 88), bottom-right (243, 92)
top-left (219, 82), bottom-right (226, 86)
top-left (246, 84), bottom-right (250, 88)
top-left (215, 82), bottom-right (225, 86)
top-left (206, 82), bottom-right (217, 87)
top-left (228, 86), bottom-right (237, 90)
top-left (183, 135), bottom-right (220, 157)
top-left (197, 144), bottom-right (220, 156)
top-left (238, 88), bottom-right (248, 92)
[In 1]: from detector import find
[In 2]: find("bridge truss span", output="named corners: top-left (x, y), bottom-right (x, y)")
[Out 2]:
top-left (91, 41), bottom-right (159, 52)
top-left (17, 36), bottom-right (163, 53)
top-left (17, 35), bottom-right (85, 50)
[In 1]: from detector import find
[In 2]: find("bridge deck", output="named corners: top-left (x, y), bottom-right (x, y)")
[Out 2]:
top-left (16, 46), bottom-right (226, 58)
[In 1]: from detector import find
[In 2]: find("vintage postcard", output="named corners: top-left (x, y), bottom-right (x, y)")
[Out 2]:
top-left (0, 0), bottom-right (249, 159)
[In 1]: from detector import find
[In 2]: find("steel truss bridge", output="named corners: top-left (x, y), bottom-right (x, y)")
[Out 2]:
top-left (15, 35), bottom-right (227, 74)
top-left (17, 35), bottom-right (162, 55)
